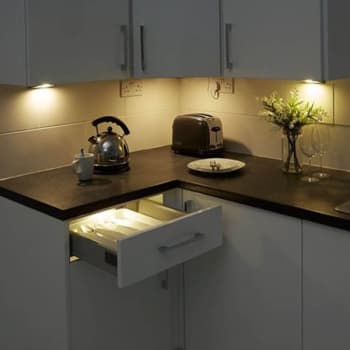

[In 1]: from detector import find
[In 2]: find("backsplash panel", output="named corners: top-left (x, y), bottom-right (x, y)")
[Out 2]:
top-left (180, 78), bottom-right (350, 171)
top-left (0, 79), bottom-right (180, 179)
top-left (0, 123), bottom-right (87, 179)
top-left (180, 78), bottom-right (334, 123)
top-left (1, 77), bottom-right (350, 179)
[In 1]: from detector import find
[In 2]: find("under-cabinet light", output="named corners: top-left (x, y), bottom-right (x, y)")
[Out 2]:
top-left (303, 79), bottom-right (324, 84)
top-left (31, 83), bottom-right (55, 89)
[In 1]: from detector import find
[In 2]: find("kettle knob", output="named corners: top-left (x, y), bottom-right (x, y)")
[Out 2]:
top-left (107, 126), bottom-right (113, 134)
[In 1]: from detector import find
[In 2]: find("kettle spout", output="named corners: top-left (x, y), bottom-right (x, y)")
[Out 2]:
top-left (88, 136), bottom-right (98, 144)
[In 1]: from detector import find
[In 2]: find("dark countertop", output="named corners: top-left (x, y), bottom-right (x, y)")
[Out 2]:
top-left (1, 146), bottom-right (350, 230)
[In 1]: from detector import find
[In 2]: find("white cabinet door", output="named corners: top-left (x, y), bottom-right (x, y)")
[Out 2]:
top-left (0, 197), bottom-right (70, 350)
top-left (132, 0), bottom-right (221, 78)
top-left (303, 221), bottom-right (350, 350)
top-left (70, 261), bottom-right (178, 350)
top-left (325, 2), bottom-right (350, 80)
top-left (183, 191), bottom-right (302, 350)
top-left (26, 0), bottom-right (130, 85)
top-left (0, 0), bottom-right (26, 85)
top-left (222, 0), bottom-right (322, 80)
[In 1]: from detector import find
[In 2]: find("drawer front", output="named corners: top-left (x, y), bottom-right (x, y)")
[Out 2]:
top-left (117, 206), bottom-right (222, 287)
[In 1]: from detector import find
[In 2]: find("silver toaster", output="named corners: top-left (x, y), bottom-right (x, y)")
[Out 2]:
top-left (172, 113), bottom-right (224, 156)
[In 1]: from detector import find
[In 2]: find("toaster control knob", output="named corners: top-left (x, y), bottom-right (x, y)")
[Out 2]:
top-left (211, 126), bottom-right (221, 132)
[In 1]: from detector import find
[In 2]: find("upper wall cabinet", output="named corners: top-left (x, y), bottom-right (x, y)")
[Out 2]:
top-left (132, 0), bottom-right (221, 78)
top-left (222, 0), bottom-right (350, 81)
top-left (0, 0), bottom-right (26, 85)
top-left (324, 1), bottom-right (350, 80)
top-left (26, 0), bottom-right (130, 86)
top-left (26, 0), bottom-right (220, 85)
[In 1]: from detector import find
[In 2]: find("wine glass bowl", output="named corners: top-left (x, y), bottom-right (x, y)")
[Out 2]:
top-left (300, 125), bottom-right (319, 183)
top-left (312, 124), bottom-right (330, 179)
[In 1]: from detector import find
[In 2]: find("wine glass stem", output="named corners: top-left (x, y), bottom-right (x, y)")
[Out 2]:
top-left (309, 157), bottom-right (312, 176)
top-left (319, 154), bottom-right (324, 173)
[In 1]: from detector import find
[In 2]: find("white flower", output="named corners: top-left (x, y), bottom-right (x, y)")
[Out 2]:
top-left (260, 89), bottom-right (327, 130)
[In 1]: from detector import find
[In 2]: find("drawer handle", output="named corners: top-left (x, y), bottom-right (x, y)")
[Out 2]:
top-left (158, 233), bottom-right (204, 253)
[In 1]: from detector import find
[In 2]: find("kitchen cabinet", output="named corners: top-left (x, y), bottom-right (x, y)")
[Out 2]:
top-left (0, 0), bottom-right (26, 85)
top-left (222, 0), bottom-right (350, 80)
top-left (70, 191), bottom-right (222, 288)
top-left (183, 190), bottom-right (302, 350)
top-left (26, 0), bottom-right (130, 85)
top-left (0, 196), bottom-right (70, 350)
top-left (303, 221), bottom-right (350, 350)
top-left (70, 261), bottom-right (180, 350)
top-left (25, 0), bottom-right (220, 85)
top-left (0, 188), bottom-right (222, 350)
top-left (4, 1), bottom-right (350, 85)
top-left (132, 0), bottom-right (221, 78)
top-left (69, 189), bottom-right (221, 350)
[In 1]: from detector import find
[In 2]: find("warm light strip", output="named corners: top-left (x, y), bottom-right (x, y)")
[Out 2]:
top-left (303, 79), bottom-right (324, 84)
top-left (31, 83), bottom-right (55, 89)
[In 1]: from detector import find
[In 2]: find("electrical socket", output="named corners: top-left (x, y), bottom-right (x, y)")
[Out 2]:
top-left (221, 78), bottom-right (235, 94)
top-left (120, 80), bottom-right (143, 97)
top-left (208, 78), bottom-right (234, 99)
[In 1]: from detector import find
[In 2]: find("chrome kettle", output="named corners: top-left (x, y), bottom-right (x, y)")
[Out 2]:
top-left (88, 116), bottom-right (130, 173)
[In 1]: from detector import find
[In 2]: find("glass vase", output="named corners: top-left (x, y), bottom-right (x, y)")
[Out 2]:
top-left (281, 128), bottom-right (303, 174)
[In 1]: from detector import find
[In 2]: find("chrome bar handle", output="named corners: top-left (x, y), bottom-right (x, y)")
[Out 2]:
top-left (140, 25), bottom-right (146, 72)
top-left (120, 25), bottom-right (128, 71)
top-left (225, 23), bottom-right (233, 70)
top-left (158, 233), bottom-right (204, 253)
top-left (161, 270), bottom-right (169, 290)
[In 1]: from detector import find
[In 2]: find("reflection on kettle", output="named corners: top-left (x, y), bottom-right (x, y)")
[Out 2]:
top-left (88, 116), bottom-right (130, 174)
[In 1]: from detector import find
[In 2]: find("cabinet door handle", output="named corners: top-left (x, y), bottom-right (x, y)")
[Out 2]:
top-left (225, 23), bottom-right (233, 70)
top-left (140, 25), bottom-right (146, 72)
top-left (120, 25), bottom-right (128, 71)
top-left (158, 233), bottom-right (204, 253)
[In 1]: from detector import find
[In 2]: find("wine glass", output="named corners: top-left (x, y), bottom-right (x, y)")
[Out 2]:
top-left (312, 124), bottom-right (330, 179)
top-left (300, 125), bottom-right (319, 183)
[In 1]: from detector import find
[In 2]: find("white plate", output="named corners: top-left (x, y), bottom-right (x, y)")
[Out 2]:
top-left (187, 158), bottom-right (246, 174)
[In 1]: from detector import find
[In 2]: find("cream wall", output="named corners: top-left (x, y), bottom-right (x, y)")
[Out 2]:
top-left (1, 77), bottom-right (350, 180)
top-left (0, 79), bottom-right (180, 179)
top-left (180, 78), bottom-right (350, 171)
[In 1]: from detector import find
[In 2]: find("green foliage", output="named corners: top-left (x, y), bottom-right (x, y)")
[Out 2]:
top-left (260, 89), bottom-right (327, 131)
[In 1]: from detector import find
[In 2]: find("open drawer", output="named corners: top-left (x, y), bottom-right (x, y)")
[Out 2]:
top-left (69, 192), bottom-right (223, 287)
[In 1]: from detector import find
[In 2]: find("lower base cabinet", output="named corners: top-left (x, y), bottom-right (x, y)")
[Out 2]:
top-left (0, 197), bottom-right (70, 350)
top-left (303, 221), bottom-right (350, 350)
top-left (4, 187), bottom-right (350, 350)
top-left (70, 261), bottom-right (180, 350)
top-left (183, 190), bottom-right (302, 350)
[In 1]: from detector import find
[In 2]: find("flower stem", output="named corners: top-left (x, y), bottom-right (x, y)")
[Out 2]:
top-left (285, 130), bottom-right (301, 173)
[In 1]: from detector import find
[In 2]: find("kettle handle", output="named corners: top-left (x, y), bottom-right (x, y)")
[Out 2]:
top-left (92, 116), bottom-right (130, 135)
